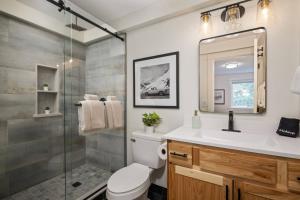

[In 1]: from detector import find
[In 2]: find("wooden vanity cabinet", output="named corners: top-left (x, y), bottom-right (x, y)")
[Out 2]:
top-left (167, 140), bottom-right (300, 200)
top-left (168, 163), bottom-right (232, 200)
top-left (235, 181), bottom-right (300, 200)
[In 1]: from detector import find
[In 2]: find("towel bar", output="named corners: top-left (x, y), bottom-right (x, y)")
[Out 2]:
top-left (75, 97), bottom-right (106, 106)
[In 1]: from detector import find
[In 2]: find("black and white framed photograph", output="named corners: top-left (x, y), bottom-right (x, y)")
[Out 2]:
top-left (214, 89), bottom-right (225, 105)
top-left (133, 52), bottom-right (179, 108)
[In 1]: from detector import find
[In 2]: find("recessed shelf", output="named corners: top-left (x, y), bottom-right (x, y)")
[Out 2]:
top-left (33, 113), bottom-right (63, 118)
top-left (37, 90), bottom-right (58, 94)
top-left (34, 64), bottom-right (60, 118)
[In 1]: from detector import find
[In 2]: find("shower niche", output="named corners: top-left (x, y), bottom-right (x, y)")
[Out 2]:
top-left (33, 64), bottom-right (62, 118)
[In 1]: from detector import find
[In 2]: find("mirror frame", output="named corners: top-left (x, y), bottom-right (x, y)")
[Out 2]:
top-left (199, 27), bottom-right (267, 115)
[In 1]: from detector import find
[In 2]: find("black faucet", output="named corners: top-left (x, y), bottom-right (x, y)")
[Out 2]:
top-left (222, 111), bottom-right (241, 132)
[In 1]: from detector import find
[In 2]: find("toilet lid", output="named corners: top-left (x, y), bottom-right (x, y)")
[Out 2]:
top-left (107, 163), bottom-right (150, 193)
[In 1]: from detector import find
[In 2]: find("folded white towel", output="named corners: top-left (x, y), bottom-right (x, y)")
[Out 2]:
top-left (90, 100), bottom-right (106, 129)
top-left (84, 94), bottom-right (99, 100)
top-left (78, 101), bottom-right (92, 132)
top-left (105, 102), bottom-right (114, 129)
top-left (105, 101), bottom-right (123, 128)
top-left (107, 96), bottom-right (117, 101)
top-left (78, 100), bottom-right (105, 135)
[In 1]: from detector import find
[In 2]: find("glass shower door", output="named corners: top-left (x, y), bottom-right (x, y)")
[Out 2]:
top-left (63, 5), bottom-right (127, 197)
top-left (0, 0), bottom-right (71, 199)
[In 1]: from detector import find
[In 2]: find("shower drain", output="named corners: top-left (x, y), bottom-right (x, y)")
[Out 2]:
top-left (72, 181), bottom-right (82, 188)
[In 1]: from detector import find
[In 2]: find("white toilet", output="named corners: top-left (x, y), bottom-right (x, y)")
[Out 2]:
top-left (106, 131), bottom-right (165, 200)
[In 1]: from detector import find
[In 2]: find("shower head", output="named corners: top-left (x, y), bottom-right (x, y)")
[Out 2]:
top-left (65, 17), bottom-right (87, 31)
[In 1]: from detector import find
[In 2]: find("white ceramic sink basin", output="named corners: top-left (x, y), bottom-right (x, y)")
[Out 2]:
top-left (163, 126), bottom-right (300, 159)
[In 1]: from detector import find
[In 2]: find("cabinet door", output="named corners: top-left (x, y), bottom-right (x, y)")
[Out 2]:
top-left (235, 181), bottom-right (300, 200)
top-left (168, 163), bottom-right (232, 200)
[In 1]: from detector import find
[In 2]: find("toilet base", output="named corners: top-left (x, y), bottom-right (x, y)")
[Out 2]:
top-left (134, 190), bottom-right (149, 200)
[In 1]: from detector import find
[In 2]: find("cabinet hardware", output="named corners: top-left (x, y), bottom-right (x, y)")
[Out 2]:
top-left (238, 188), bottom-right (241, 200)
top-left (297, 177), bottom-right (300, 181)
top-left (225, 185), bottom-right (229, 200)
top-left (170, 151), bottom-right (188, 158)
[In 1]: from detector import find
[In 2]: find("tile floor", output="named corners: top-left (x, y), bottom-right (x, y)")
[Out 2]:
top-left (2, 163), bottom-right (111, 200)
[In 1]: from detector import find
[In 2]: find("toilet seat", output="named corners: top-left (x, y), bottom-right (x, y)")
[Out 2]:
top-left (106, 163), bottom-right (151, 200)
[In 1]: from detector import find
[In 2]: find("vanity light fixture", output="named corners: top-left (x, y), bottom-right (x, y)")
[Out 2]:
top-left (200, 0), bottom-right (274, 32)
top-left (257, 0), bottom-right (271, 17)
top-left (201, 12), bottom-right (211, 24)
top-left (201, 12), bottom-right (212, 33)
top-left (221, 4), bottom-right (245, 23)
top-left (200, 0), bottom-right (252, 32)
top-left (257, 0), bottom-right (273, 23)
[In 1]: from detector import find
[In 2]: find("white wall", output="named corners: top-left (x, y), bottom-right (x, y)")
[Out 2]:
top-left (126, 0), bottom-right (300, 187)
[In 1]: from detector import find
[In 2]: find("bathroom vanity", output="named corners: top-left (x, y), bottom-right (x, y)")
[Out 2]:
top-left (164, 127), bottom-right (300, 200)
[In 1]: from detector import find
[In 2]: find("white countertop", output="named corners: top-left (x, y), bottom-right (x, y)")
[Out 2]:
top-left (163, 126), bottom-right (300, 159)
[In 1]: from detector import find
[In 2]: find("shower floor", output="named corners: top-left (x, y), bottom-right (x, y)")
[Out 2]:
top-left (3, 163), bottom-right (111, 200)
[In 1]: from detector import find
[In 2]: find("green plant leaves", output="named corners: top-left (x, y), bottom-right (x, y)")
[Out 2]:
top-left (142, 112), bottom-right (161, 127)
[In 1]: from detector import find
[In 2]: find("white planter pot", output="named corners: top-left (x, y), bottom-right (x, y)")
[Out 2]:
top-left (43, 86), bottom-right (49, 91)
top-left (45, 110), bottom-right (50, 114)
top-left (145, 126), bottom-right (154, 134)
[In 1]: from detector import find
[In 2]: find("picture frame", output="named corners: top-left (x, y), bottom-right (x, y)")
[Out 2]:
top-left (133, 52), bottom-right (179, 108)
top-left (214, 89), bottom-right (225, 105)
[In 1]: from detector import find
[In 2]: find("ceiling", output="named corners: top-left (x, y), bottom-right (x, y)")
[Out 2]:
top-left (215, 55), bottom-right (254, 76)
top-left (17, 0), bottom-right (104, 30)
top-left (69, 0), bottom-right (160, 24)
top-left (68, 0), bottom-right (228, 31)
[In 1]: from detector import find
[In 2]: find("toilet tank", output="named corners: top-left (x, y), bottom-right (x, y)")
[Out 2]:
top-left (131, 131), bottom-right (165, 169)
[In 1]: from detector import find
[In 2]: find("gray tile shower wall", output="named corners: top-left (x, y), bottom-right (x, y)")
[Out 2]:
top-left (85, 38), bottom-right (126, 173)
top-left (0, 14), bottom-right (86, 198)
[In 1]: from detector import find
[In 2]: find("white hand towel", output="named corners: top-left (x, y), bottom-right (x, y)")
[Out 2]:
top-left (105, 101), bottom-right (123, 128)
top-left (111, 101), bottom-right (123, 128)
top-left (84, 94), bottom-right (99, 100)
top-left (89, 100), bottom-right (106, 129)
top-left (107, 96), bottom-right (117, 101)
top-left (78, 101), bottom-right (92, 132)
top-left (78, 100), bottom-right (106, 135)
top-left (105, 102), bottom-right (114, 129)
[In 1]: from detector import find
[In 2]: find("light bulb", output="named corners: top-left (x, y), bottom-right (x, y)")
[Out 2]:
top-left (201, 12), bottom-right (211, 34)
top-left (257, 0), bottom-right (272, 22)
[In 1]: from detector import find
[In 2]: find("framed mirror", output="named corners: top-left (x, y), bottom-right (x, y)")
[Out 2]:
top-left (199, 27), bottom-right (266, 114)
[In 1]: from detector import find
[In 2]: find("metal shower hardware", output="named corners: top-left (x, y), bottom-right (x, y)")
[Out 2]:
top-left (75, 97), bottom-right (107, 107)
top-left (46, 0), bottom-right (124, 41)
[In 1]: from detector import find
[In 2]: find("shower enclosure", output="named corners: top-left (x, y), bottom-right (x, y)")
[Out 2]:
top-left (0, 0), bottom-right (126, 199)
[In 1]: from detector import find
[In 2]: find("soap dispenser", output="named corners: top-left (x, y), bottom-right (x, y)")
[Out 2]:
top-left (192, 110), bottom-right (201, 129)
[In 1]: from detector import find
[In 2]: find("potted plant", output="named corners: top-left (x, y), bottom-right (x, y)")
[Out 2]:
top-left (43, 84), bottom-right (49, 91)
top-left (142, 112), bottom-right (161, 134)
top-left (45, 106), bottom-right (50, 114)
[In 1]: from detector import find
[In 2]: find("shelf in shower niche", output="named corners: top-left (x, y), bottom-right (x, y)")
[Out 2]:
top-left (37, 90), bottom-right (58, 94)
top-left (34, 64), bottom-right (60, 118)
top-left (33, 113), bottom-right (63, 118)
